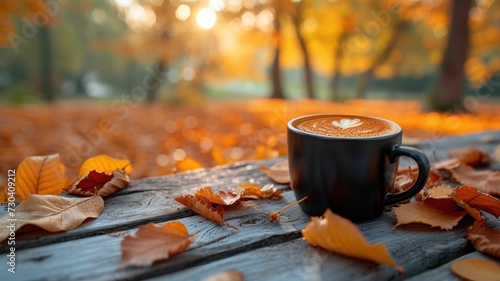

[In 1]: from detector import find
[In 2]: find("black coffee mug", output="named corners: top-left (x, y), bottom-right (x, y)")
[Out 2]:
top-left (287, 114), bottom-right (430, 222)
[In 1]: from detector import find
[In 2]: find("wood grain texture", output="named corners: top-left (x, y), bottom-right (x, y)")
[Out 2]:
top-left (406, 251), bottom-right (500, 281)
top-left (0, 158), bottom-right (287, 252)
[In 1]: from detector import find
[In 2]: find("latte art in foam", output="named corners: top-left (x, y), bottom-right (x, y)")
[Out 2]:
top-left (293, 115), bottom-right (399, 138)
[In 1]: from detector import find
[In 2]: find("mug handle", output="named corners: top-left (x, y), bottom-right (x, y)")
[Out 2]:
top-left (383, 145), bottom-right (430, 206)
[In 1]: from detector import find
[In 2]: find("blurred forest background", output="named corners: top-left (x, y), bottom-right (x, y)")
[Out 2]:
top-left (0, 0), bottom-right (499, 110)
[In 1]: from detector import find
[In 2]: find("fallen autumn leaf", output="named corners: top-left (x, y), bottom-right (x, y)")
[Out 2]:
top-left (15, 154), bottom-right (66, 200)
top-left (0, 194), bottom-right (104, 241)
top-left (121, 221), bottom-right (196, 267)
top-left (302, 209), bottom-right (404, 273)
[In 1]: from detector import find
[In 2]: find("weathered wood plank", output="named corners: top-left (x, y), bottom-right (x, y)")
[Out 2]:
top-left (1, 191), bottom-right (307, 281)
top-left (406, 251), bottom-right (499, 281)
top-left (4, 197), bottom-right (497, 281)
top-left (0, 158), bottom-right (287, 252)
top-left (0, 131), bottom-right (498, 281)
top-left (155, 218), bottom-right (500, 281)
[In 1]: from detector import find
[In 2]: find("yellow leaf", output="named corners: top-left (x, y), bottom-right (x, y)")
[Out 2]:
top-left (15, 154), bottom-right (66, 199)
top-left (0, 194), bottom-right (104, 241)
top-left (450, 258), bottom-right (500, 281)
top-left (302, 209), bottom-right (403, 273)
top-left (121, 222), bottom-right (196, 268)
top-left (175, 157), bottom-right (203, 172)
top-left (78, 154), bottom-right (133, 178)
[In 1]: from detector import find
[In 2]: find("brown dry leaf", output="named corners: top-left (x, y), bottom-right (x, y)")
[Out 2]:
top-left (450, 164), bottom-right (500, 196)
top-left (67, 169), bottom-right (130, 197)
top-left (431, 158), bottom-right (461, 171)
top-left (259, 160), bottom-right (290, 184)
top-left (238, 183), bottom-right (284, 200)
top-left (174, 194), bottom-right (228, 226)
top-left (451, 185), bottom-right (500, 219)
top-left (450, 258), bottom-right (500, 281)
top-left (427, 184), bottom-right (454, 199)
top-left (393, 197), bottom-right (467, 230)
top-left (15, 154), bottom-right (66, 200)
top-left (121, 221), bottom-right (196, 268)
top-left (447, 146), bottom-right (491, 168)
top-left (195, 186), bottom-right (241, 206)
top-left (302, 209), bottom-right (404, 273)
top-left (175, 157), bottom-right (204, 172)
top-left (201, 270), bottom-right (245, 281)
top-left (0, 194), bottom-right (104, 241)
top-left (467, 219), bottom-right (500, 258)
top-left (78, 154), bottom-right (133, 178)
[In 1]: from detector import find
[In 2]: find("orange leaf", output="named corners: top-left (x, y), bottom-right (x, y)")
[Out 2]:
top-left (447, 146), bottom-right (491, 167)
top-left (467, 219), bottom-right (500, 258)
top-left (0, 194), bottom-right (104, 241)
top-left (450, 165), bottom-right (500, 196)
top-left (78, 154), bottom-right (133, 178)
top-left (451, 185), bottom-right (500, 219)
top-left (450, 258), bottom-right (500, 281)
top-left (175, 157), bottom-right (203, 172)
top-left (67, 169), bottom-right (130, 197)
top-left (195, 186), bottom-right (241, 206)
top-left (393, 198), bottom-right (467, 230)
top-left (174, 194), bottom-right (228, 226)
top-left (259, 160), bottom-right (290, 184)
top-left (302, 209), bottom-right (403, 273)
top-left (15, 154), bottom-right (66, 199)
top-left (121, 222), bottom-right (196, 268)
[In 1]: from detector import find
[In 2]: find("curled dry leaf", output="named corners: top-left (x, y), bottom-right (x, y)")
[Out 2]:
top-left (121, 222), bottom-right (196, 268)
top-left (15, 154), bottom-right (66, 200)
top-left (259, 160), bottom-right (290, 184)
top-left (78, 154), bottom-right (133, 178)
top-left (450, 258), bottom-right (500, 281)
top-left (393, 197), bottom-right (467, 230)
top-left (302, 209), bottom-right (404, 273)
top-left (67, 169), bottom-right (130, 197)
top-left (0, 194), bottom-right (104, 241)
top-left (450, 164), bottom-right (500, 196)
top-left (174, 194), bottom-right (228, 226)
top-left (447, 146), bottom-right (491, 168)
top-left (238, 183), bottom-right (284, 200)
top-left (467, 219), bottom-right (500, 258)
top-left (201, 270), bottom-right (245, 281)
top-left (451, 185), bottom-right (500, 219)
top-left (175, 157), bottom-right (204, 172)
top-left (195, 186), bottom-right (241, 206)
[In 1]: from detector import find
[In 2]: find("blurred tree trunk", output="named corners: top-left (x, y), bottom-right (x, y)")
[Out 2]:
top-left (146, 60), bottom-right (166, 103)
top-left (330, 32), bottom-right (349, 101)
top-left (39, 26), bottom-right (54, 102)
top-left (291, 4), bottom-right (315, 99)
top-left (356, 20), bottom-right (409, 99)
top-left (426, 0), bottom-right (472, 111)
top-left (270, 12), bottom-right (285, 99)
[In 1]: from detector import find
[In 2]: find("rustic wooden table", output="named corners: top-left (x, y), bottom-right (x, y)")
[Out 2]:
top-left (1, 131), bottom-right (500, 281)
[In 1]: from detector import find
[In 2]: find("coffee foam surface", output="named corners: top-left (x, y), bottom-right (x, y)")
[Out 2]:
top-left (293, 115), bottom-right (398, 137)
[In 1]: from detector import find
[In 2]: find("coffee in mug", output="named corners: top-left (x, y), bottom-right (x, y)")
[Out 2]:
top-left (287, 114), bottom-right (430, 222)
